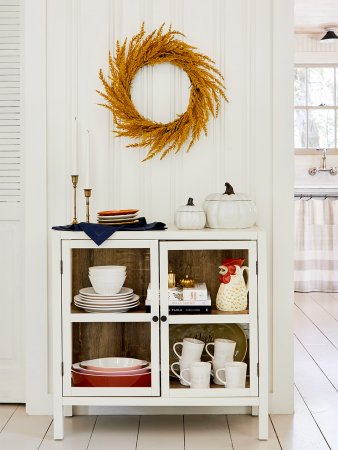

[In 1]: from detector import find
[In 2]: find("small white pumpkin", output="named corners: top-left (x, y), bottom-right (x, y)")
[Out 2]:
top-left (204, 182), bottom-right (256, 229)
top-left (175, 198), bottom-right (206, 230)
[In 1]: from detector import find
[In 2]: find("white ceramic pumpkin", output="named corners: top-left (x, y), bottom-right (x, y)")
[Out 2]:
top-left (175, 198), bottom-right (206, 230)
top-left (203, 183), bottom-right (256, 229)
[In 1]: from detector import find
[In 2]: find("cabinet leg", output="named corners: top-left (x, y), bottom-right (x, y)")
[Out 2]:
top-left (64, 406), bottom-right (73, 417)
top-left (258, 403), bottom-right (269, 440)
top-left (251, 406), bottom-right (258, 416)
top-left (53, 404), bottom-right (64, 440)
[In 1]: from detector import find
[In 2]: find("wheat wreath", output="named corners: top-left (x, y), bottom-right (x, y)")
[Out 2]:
top-left (97, 23), bottom-right (227, 161)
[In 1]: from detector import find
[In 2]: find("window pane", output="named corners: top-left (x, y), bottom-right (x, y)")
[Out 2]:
top-left (294, 109), bottom-right (307, 148)
top-left (308, 68), bottom-right (334, 106)
top-left (308, 109), bottom-right (335, 148)
top-left (295, 68), bottom-right (306, 106)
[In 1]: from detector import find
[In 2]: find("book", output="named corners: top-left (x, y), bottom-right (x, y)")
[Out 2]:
top-left (182, 283), bottom-right (208, 301)
top-left (169, 305), bottom-right (211, 314)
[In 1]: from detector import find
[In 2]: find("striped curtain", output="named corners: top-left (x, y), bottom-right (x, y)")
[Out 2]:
top-left (295, 198), bottom-right (338, 292)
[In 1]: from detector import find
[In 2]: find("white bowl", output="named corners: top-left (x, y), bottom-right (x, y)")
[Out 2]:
top-left (89, 276), bottom-right (126, 295)
top-left (89, 268), bottom-right (126, 274)
top-left (89, 272), bottom-right (126, 281)
top-left (79, 357), bottom-right (148, 372)
top-left (89, 265), bottom-right (126, 272)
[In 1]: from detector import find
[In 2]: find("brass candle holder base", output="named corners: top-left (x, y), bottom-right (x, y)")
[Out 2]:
top-left (84, 189), bottom-right (92, 223)
top-left (71, 175), bottom-right (79, 224)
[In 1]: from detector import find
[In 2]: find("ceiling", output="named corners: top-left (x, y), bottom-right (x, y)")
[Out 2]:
top-left (295, 0), bottom-right (338, 33)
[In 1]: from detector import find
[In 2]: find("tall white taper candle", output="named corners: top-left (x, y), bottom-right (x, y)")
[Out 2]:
top-left (85, 129), bottom-right (90, 187)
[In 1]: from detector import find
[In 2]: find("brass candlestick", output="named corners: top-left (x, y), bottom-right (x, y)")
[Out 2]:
top-left (71, 175), bottom-right (79, 224)
top-left (84, 189), bottom-right (92, 223)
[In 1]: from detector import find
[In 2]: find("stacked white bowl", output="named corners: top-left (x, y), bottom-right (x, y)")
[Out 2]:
top-left (89, 265), bottom-right (127, 295)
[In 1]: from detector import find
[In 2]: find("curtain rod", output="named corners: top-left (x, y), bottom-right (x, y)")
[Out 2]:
top-left (295, 193), bottom-right (338, 199)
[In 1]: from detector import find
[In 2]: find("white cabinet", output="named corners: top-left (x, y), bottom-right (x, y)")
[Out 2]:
top-left (52, 228), bottom-right (268, 440)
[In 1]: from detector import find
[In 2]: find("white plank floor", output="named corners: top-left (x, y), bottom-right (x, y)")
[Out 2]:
top-left (0, 292), bottom-right (337, 449)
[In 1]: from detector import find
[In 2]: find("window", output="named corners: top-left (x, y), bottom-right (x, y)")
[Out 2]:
top-left (294, 66), bottom-right (338, 150)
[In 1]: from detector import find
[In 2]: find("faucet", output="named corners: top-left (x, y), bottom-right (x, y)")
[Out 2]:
top-left (308, 148), bottom-right (338, 176)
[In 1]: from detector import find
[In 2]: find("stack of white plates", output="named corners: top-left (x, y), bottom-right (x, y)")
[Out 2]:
top-left (74, 287), bottom-right (140, 313)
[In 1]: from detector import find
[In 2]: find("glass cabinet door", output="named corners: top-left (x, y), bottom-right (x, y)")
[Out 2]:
top-left (159, 240), bottom-right (258, 398)
top-left (61, 239), bottom-right (160, 397)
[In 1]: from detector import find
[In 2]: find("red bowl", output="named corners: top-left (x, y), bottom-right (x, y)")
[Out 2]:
top-left (71, 369), bottom-right (151, 388)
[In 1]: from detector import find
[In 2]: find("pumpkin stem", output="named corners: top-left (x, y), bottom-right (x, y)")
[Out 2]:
top-left (187, 197), bottom-right (194, 206)
top-left (223, 182), bottom-right (235, 195)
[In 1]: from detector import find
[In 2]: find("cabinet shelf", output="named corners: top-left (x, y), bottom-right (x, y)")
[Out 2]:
top-left (168, 310), bottom-right (252, 324)
top-left (70, 304), bottom-right (152, 322)
top-left (169, 377), bottom-right (254, 397)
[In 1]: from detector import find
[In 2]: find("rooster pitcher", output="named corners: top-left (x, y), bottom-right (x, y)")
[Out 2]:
top-left (216, 258), bottom-right (249, 311)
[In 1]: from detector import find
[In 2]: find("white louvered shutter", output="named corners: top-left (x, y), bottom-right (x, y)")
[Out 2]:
top-left (0, 0), bottom-right (20, 216)
top-left (0, 0), bottom-right (24, 403)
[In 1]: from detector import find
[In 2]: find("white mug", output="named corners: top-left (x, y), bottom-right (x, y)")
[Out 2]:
top-left (210, 358), bottom-right (230, 385)
top-left (180, 362), bottom-right (211, 389)
top-left (205, 338), bottom-right (236, 361)
top-left (173, 337), bottom-right (204, 362)
top-left (171, 361), bottom-right (192, 386)
top-left (216, 361), bottom-right (247, 388)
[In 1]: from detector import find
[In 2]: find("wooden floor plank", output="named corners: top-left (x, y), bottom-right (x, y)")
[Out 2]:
top-left (39, 415), bottom-right (96, 449)
top-left (294, 305), bottom-right (338, 389)
top-left (329, 293), bottom-right (338, 302)
top-left (294, 337), bottom-right (338, 449)
top-left (310, 292), bottom-right (338, 321)
top-left (136, 415), bottom-right (184, 450)
top-left (227, 415), bottom-right (281, 449)
top-left (270, 387), bottom-right (329, 450)
top-left (0, 405), bottom-right (51, 450)
top-left (87, 416), bottom-right (139, 450)
top-left (294, 293), bottom-right (338, 348)
top-left (0, 404), bottom-right (18, 432)
top-left (184, 415), bottom-right (233, 450)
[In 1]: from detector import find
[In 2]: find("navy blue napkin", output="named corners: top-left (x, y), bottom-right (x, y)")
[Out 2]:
top-left (52, 217), bottom-right (166, 246)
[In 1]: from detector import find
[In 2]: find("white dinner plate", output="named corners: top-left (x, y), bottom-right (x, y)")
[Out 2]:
top-left (79, 287), bottom-right (133, 298)
top-left (75, 303), bottom-right (140, 311)
top-left (78, 292), bottom-right (135, 301)
top-left (79, 303), bottom-right (140, 313)
top-left (74, 295), bottom-right (140, 308)
top-left (75, 297), bottom-right (139, 307)
top-left (74, 295), bottom-right (140, 307)
top-left (77, 296), bottom-right (137, 305)
top-left (75, 301), bottom-right (139, 309)
top-left (75, 304), bottom-right (140, 313)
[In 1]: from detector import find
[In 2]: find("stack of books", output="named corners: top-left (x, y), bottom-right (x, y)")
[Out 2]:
top-left (168, 283), bottom-right (211, 314)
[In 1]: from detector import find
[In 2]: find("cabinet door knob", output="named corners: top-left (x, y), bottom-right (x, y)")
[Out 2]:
top-left (161, 315), bottom-right (167, 322)
top-left (152, 316), bottom-right (159, 322)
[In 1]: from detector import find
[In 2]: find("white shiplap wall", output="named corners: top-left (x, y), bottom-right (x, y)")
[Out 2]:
top-left (0, 0), bottom-right (24, 402)
top-left (48, 0), bottom-right (258, 227)
top-left (37, 0), bottom-right (294, 414)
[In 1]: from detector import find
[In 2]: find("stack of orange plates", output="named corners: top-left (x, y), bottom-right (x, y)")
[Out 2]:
top-left (97, 209), bottom-right (139, 226)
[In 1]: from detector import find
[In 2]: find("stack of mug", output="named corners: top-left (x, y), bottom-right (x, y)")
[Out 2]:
top-left (171, 337), bottom-right (247, 389)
